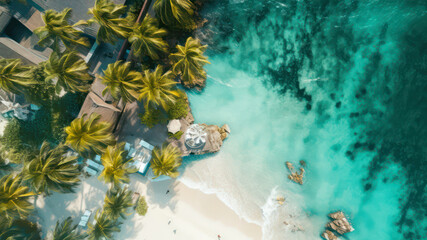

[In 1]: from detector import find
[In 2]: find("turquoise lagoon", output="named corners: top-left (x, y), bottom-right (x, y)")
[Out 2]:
top-left (181, 1), bottom-right (426, 239)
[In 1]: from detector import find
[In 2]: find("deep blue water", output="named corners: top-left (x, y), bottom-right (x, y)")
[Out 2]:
top-left (181, 0), bottom-right (426, 239)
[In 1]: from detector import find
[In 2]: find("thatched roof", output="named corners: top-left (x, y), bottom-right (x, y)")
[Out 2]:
top-left (78, 92), bottom-right (121, 124)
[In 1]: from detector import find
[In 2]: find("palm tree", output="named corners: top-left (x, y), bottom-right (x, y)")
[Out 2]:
top-left (100, 61), bottom-right (142, 103)
top-left (44, 51), bottom-right (92, 93)
top-left (34, 8), bottom-right (89, 51)
top-left (138, 65), bottom-right (180, 111)
top-left (99, 143), bottom-right (136, 188)
top-left (154, 0), bottom-right (195, 30)
top-left (103, 187), bottom-right (133, 220)
top-left (87, 0), bottom-right (133, 44)
top-left (0, 58), bottom-right (37, 94)
top-left (0, 174), bottom-right (36, 222)
top-left (128, 16), bottom-right (168, 60)
top-left (0, 217), bottom-right (41, 240)
top-left (65, 113), bottom-right (115, 156)
top-left (52, 217), bottom-right (87, 240)
top-left (170, 37), bottom-right (210, 89)
top-left (87, 210), bottom-right (122, 240)
top-left (150, 143), bottom-right (182, 178)
top-left (23, 142), bottom-right (81, 195)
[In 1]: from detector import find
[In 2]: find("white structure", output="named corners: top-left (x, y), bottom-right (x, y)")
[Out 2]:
top-left (167, 119), bottom-right (181, 134)
top-left (184, 124), bottom-right (207, 149)
top-left (0, 90), bottom-right (38, 120)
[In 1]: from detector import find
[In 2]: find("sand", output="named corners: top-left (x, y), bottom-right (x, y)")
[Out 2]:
top-left (36, 174), bottom-right (262, 240)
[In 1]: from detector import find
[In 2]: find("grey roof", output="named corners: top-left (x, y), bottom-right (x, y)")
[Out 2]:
top-left (31, 0), bottom-right (127, 38)
top-left (78, 91), bottom-right (121, 124)
top-left (0, 7), bottom-right (12, 33)
top-left (0, 37), bottom-right (47, 65)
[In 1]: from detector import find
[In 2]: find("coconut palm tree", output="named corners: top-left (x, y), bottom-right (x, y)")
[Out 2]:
top-left (154, 0), bottom-right (195, 30)
top-left (87, 210), bottom-right (122, 240)
top-left (87, 0), bottom-right (133, 44)
top-left (138, 65), bottom-right (180, 111)
top-left (128, 16), bottom-right (168, 60)
top-left (100, 61), bottom-right (142, 103)
top-left (23, 142), bottom-right (81, 195)
top-left (0, 58), bottom-right (37, 94)
top-left (170, 37), bottom-right (210, 88)
top-left (103, 187), bottom-right (133, 220)
top-left (150, 143), bottom-right (182, 178)
top-left (0, 217), bottom-right (41, 240)
top-left (0, 174), bottom-right (36, 222)
top-left (34, 8), bottom-right (89, 51)
top-left (65, 113), bottom-right (115, 155)
top-left (99, 143), bottom-right (136, 188)
top-left (52, 217), bottom-right (87, 240)
top-left (44, 51), bottom-right (92, 93)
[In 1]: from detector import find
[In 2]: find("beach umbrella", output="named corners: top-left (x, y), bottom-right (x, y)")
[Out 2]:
top-left (167, 119), bottom-right (181, 134)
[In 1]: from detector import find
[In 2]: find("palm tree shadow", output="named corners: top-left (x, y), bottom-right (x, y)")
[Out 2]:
top-left (145, 179), bottom-right (178, 211)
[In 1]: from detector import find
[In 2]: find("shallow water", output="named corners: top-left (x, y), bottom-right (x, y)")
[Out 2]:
top-left (181, 0), bottom-right (427, 239)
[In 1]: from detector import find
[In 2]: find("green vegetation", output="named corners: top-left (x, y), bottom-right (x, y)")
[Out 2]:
top-left (65, 113), bottom-right (115, 156)
top-left (51, 217), bottom-right (87, 240)
top-left (170, 37), bottom-right (210, 89)
top-left (138, 65), bottom-right (180, 110)
top-left (0, 58), bottom-right (36, 94)
top-left (139, 107), bottom-right (166, 128)
top-left (168, 131), bottom-right (183, 140)
top-left (154, 0), bottom-right (196, 30)
top-left (150, 143), bottom-right (182, 178)
top-left (88, 210), bottom-right (122, 240)
top-left (99, 143), bottom-right (136, 188)
top-left (167, 92), bottom-right (189, 119)
top-left (129, 16), bottom-right (168, 60)
top-left (0, 217), bottom-right (41, 240)
top-left (34, 8), bottom-right (89, 51)
top-left (87, 0), bottom-right (132, 44)
top-left (100, 61), bottom-right (142, 103)
top-left (103, 187), bottom-right (133, 220)
top-left (23, 142), bottom-right (81, 195)
top-left (135, 196), bottom-right (148, 216)
top-left (44, 51), bottom-right (92, 93)
top-left (0, 174), bottom-right (36, 222)
top-left (25, 64), bottom-right (55, 106)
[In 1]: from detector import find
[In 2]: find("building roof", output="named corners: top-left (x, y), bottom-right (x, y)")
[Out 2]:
top-left (31, 0), bottom-right (127, 38)
top-left (0, 7), bottom-right (12, 33)
top-left (0, 90), bottom-right (28, 113)
top-left (0, 37), bottom-right (47, 65)
top-left (78, 91), bottom-right (121, 124)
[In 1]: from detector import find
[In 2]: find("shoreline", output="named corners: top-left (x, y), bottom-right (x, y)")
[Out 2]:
top-left (36, 173), bottom-right (262, 240)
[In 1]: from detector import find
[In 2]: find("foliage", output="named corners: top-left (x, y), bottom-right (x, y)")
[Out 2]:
top-left (166, 92), bottom-right (188, 119)
top-left (0, 174), bottom-right (36, 222)
top-left (0, 217), bottom-right (41, 240)
top-left (168, 131), bottom-right (183, 140)
top-left (154, 0), bottom-right (196, 30)
top-left (23, 142), bottom-right (81, 195)
top-left (139, 107), bottom-right (166, 129)
top-left (0, 118), bottom-right (35, 164)
top-left (150, 143), bottom-right (182, 178)
top-left (44, 51), bottom-right (92, 93)
top-left (87, 0), bottom-right (133, 44)
top-left (129, 16), bottom-right (168, 60)
top-left (170, 37), bottom-right (210, 89)
top-left (100, 61), bottom-right (141, 103)
top-left (34, 8), bottom-right (89, 51)
top-left (87, 210), bottom-right (122, 240)
top-left (24, 64), bottom-right (55, 106)
top-left (99, 143), bottom-right (136, 188)
top-left (0, 58), bottom-right (36, 94)
top-left (138, 65), bottom-right (180, 111)
top-left (65, 113), bottom-right (115, 156)
top-left (51, 216), bottom-right (87, 240)
top-left (135, 196), bottom-right (148, 216)
top-left (103, 187), bottom-right (133, 220)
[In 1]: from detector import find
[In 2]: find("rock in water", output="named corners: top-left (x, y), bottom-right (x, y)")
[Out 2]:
top-left (285, 162), bottom-right (305, 184)
top-left (326, 211), bottom-right (354, 235)
top-left (321, 230), bottom-right (339, 240)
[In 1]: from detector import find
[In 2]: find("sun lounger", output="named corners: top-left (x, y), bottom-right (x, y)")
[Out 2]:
top-left (94, 155), bottom-right (101, 162)
top-left (128, 148), bottom-right (136, 157)
top-left (87, 159), bottom-right (104, 172)
top-left (83, 166), bottom-right (97, 176)
top-left (124, 142), bottom-right (131, 151)
top-left (139, 139), bottom-right (154, 151)
top-left (78, 210), bottom-right (92, 227)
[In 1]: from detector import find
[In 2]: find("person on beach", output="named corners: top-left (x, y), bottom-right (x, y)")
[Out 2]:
top-left (218, 234), bottom-right (221, 239)
top-left (166, 189), bottom-right (170, 194)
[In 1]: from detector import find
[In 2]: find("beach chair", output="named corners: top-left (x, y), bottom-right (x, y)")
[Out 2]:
top-left (139, 139), bottom-right (154, 151)
top-left (83, 166), bottom-right (97, 176)
top-left (78, 210), bottom-right (92, 227)
top-left (94, 155), bottom-right (101, 162)
top-left (128, 148), bottom-right (136, 157)
top-left (87, 159), bottom-right (104, 172)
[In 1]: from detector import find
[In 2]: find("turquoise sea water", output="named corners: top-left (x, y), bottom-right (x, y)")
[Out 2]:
top-left (181, 1), bottom-right (426, 239)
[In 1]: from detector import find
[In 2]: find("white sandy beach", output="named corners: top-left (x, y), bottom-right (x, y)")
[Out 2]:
top-left (36, 173), bottom-right (262, 240)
